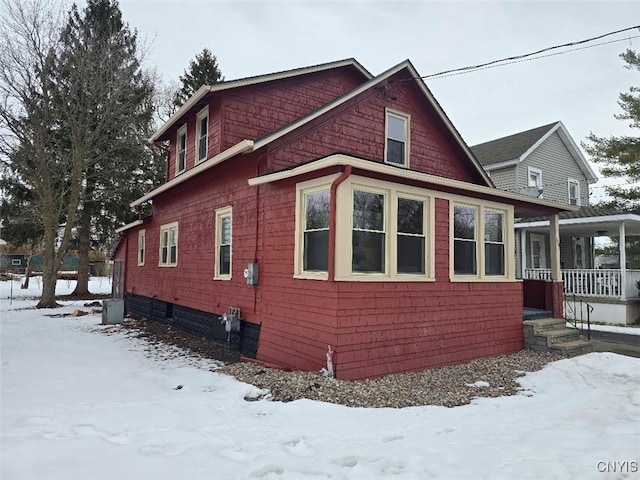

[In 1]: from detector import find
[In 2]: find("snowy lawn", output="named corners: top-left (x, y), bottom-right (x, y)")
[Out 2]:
top-left (2, 280), bottom-right (640, 479)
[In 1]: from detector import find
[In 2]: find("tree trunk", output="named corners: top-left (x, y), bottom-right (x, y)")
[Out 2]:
top-left (71, 177), bottom-right (94, 296)
top-left (21, 253), bottom-right (32, 289)
top-left (37, 256), bottom-right (60, 308)
top-left (71, 209), bottom-right (91, 296)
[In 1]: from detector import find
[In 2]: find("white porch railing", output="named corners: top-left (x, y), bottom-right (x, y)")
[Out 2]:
top-left (524, 269), bottom-right (640, 299)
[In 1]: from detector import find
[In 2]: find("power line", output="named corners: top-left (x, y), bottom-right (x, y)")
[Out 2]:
top-left (413, 25), bottom-right (640, 80)
top-left (429, 36), bottom-right (640, 79)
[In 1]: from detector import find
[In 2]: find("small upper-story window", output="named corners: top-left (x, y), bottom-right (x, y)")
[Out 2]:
top-left (176, 125), bottom-right (186, 175)
top-left (385, 109), bottom-right (410, 167)
top-left (196, 107), bottom-right (209, 163)
top-left (568, 179), bottom-right (580, 206)
top-left (527, 167), bottom-right (543, 197)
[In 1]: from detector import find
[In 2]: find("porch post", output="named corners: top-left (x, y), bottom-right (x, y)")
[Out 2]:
top-left (519, 229), bottom-right (527, 278)
top-left (620, 221), bottom-right (627, 300)
top-left (550, 214), bottom-right (561, 281)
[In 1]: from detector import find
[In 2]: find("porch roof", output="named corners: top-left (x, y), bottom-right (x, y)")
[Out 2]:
top-left (515, 207), bottom-right (640, 236)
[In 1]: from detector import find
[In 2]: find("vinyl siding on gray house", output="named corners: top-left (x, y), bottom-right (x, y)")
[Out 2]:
top-left (516, 132), bottom-right (590, 206)
top-left (487, 167), bottom-right (517, 193)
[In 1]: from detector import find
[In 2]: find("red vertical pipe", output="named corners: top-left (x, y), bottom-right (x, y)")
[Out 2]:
top-left (328, 165), bottom-right (351, 281)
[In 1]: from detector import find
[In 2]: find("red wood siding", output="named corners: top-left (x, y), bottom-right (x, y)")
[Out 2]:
top-left (124, 65), bottom-right (525, 380)
top-left (221, 67), bottom-right (365, 150)
top-left (253, 195), bottom-right (523, 380)
top-left (268, 71), bottom-right (482, 184)
top-left (124, 153), bottom-right (262, 321)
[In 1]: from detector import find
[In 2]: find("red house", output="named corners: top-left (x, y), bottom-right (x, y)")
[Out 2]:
top-left (113, 59), bottom-right (572, 380)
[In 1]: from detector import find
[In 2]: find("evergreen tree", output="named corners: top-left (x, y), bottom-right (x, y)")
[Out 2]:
top-left (54, 0), bottom-right (160, 296)
top-left (174, 48), bottom-right (223, 107)
top-left (584, 49), bottom-right (640, 209)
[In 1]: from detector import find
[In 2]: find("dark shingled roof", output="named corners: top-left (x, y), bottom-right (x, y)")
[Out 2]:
top-left (470, 122), bottom-right (559, 167)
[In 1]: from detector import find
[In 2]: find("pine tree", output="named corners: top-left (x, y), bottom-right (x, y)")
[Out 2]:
top-left (54, 0), bottom-right (160, 296)
top-left (584, 49), bottom-right (640, 209)
top-left (174, 48), bottom-right (224, 107)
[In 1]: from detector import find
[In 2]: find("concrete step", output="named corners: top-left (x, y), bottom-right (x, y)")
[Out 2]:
top-left (538, 328), bottom-right (581, 346)
top-left (523, 318), bottom-right (566, 334)
top-left (550, 339), bottom-right (594, 357)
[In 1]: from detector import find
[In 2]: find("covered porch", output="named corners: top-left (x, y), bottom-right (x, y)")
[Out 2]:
top-left (516, 210), bottom-right (640, 324)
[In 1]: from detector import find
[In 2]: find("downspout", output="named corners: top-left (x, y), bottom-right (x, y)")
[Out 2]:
top-left (328, 165), bottom-right (352, 281)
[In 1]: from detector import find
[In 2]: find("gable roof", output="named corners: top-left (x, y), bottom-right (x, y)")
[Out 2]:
top-left (150, 58), bottom-right (372, 143)
top-left (470, 121), bottom-right (598, 183)
top-left (131, 59), bottom-right (492, 208)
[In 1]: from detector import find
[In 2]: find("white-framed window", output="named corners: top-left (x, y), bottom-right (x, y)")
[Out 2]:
top-left (527, 166), bottom-right (543, 197)
top-left (451, 201), bottom-right (512, 280)
top-left (214, 207), bottom-right (232, 279)
top-left (567, 178), bottom-right (580, 206)
top-left (352, 189), bottom-right (386, 273)
top-left (484, 210), bottom-right (505, 276)
top-left (295, 174), bottom-right (434, 281)
top-left (453, 205), bottom-right (477, 275)
top-left (397, 196), bottom-right (426, 274)
top-left (384, 109), bottom-right (410, 167)
top-left (159, 222), bottom-right (178, 267)
top-left (302, 188), bottom-right (330, 273)
top-left (176, 125), bottom-right (187, 175)
top-left (11, 258), bottom-right (21, 266)
top-left (195, 106), bottom-right (209, 163)
top-left (138, 229), bottom-right (145, 266)
top-left (530, 233), bottom-right (546, 269)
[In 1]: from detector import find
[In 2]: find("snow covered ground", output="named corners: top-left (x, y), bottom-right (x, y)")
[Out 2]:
top-left (2, 279), bottom-right (640, 479)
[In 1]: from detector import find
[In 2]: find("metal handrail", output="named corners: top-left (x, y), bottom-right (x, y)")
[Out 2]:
top-left (564, 293), bottom-right (592, 340)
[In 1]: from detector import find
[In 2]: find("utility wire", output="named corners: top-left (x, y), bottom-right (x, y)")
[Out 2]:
top-left (430, 36), bottom-right (640, 79)
top-left (414, 25), bottom-right (640, 80)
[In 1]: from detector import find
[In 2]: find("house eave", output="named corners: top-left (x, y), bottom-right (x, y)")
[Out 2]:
top-left (248, 153), bottom-right (577, 213)
top-left (115, 219), bottom-right (143, 234)
top-left (130, 139), bottom-right (255, 207)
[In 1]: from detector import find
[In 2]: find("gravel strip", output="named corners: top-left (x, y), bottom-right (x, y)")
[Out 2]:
top-left (219, 351), bottom-right (560, 408)
top-left (109, 318), bottom-right (561, 408)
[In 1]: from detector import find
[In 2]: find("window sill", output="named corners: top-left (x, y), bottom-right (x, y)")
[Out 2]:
top-left (294, 272), bottom-right (329, 281)
top-left (214, 275), bottom-right (232, 281)
top-left (159, 264), bottom-right (178, 268)
top-left (449, 276), bottom-right (516, 282)
top-left (334, 274), bottom-right (435, 282)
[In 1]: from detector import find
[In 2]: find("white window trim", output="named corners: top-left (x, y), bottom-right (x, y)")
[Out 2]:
top-left (214, 206), bottom-right (232, 280)
top-left (527, 166), bottom-right (543, 197)
top-left (530, 233), bottom-right (546, 269)
top-left (195, 106), bottom-right (209, 164)
top-left (294, 177), bottom-right (334, 280)
top-left (449, 198), bottom-right (514, 282)
top-left (176, 124), bottom-right (187, 176)
top-left (159, 221), bottom-right (178, 267)
top-left (567, 178), bottom-right (581, 206)
top-left (334, 175), bottom-right (434, 282)
top-left (137, 229), bottom-right (145, 266)
top-left (384, 108), bottom-right (410, 168)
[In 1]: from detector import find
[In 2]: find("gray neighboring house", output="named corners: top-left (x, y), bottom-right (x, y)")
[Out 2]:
top-left (472, 121), bottom-right (640, 325)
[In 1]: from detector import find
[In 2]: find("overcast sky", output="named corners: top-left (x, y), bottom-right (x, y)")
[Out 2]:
top-left (116, 0), bottom-right (639, 203)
